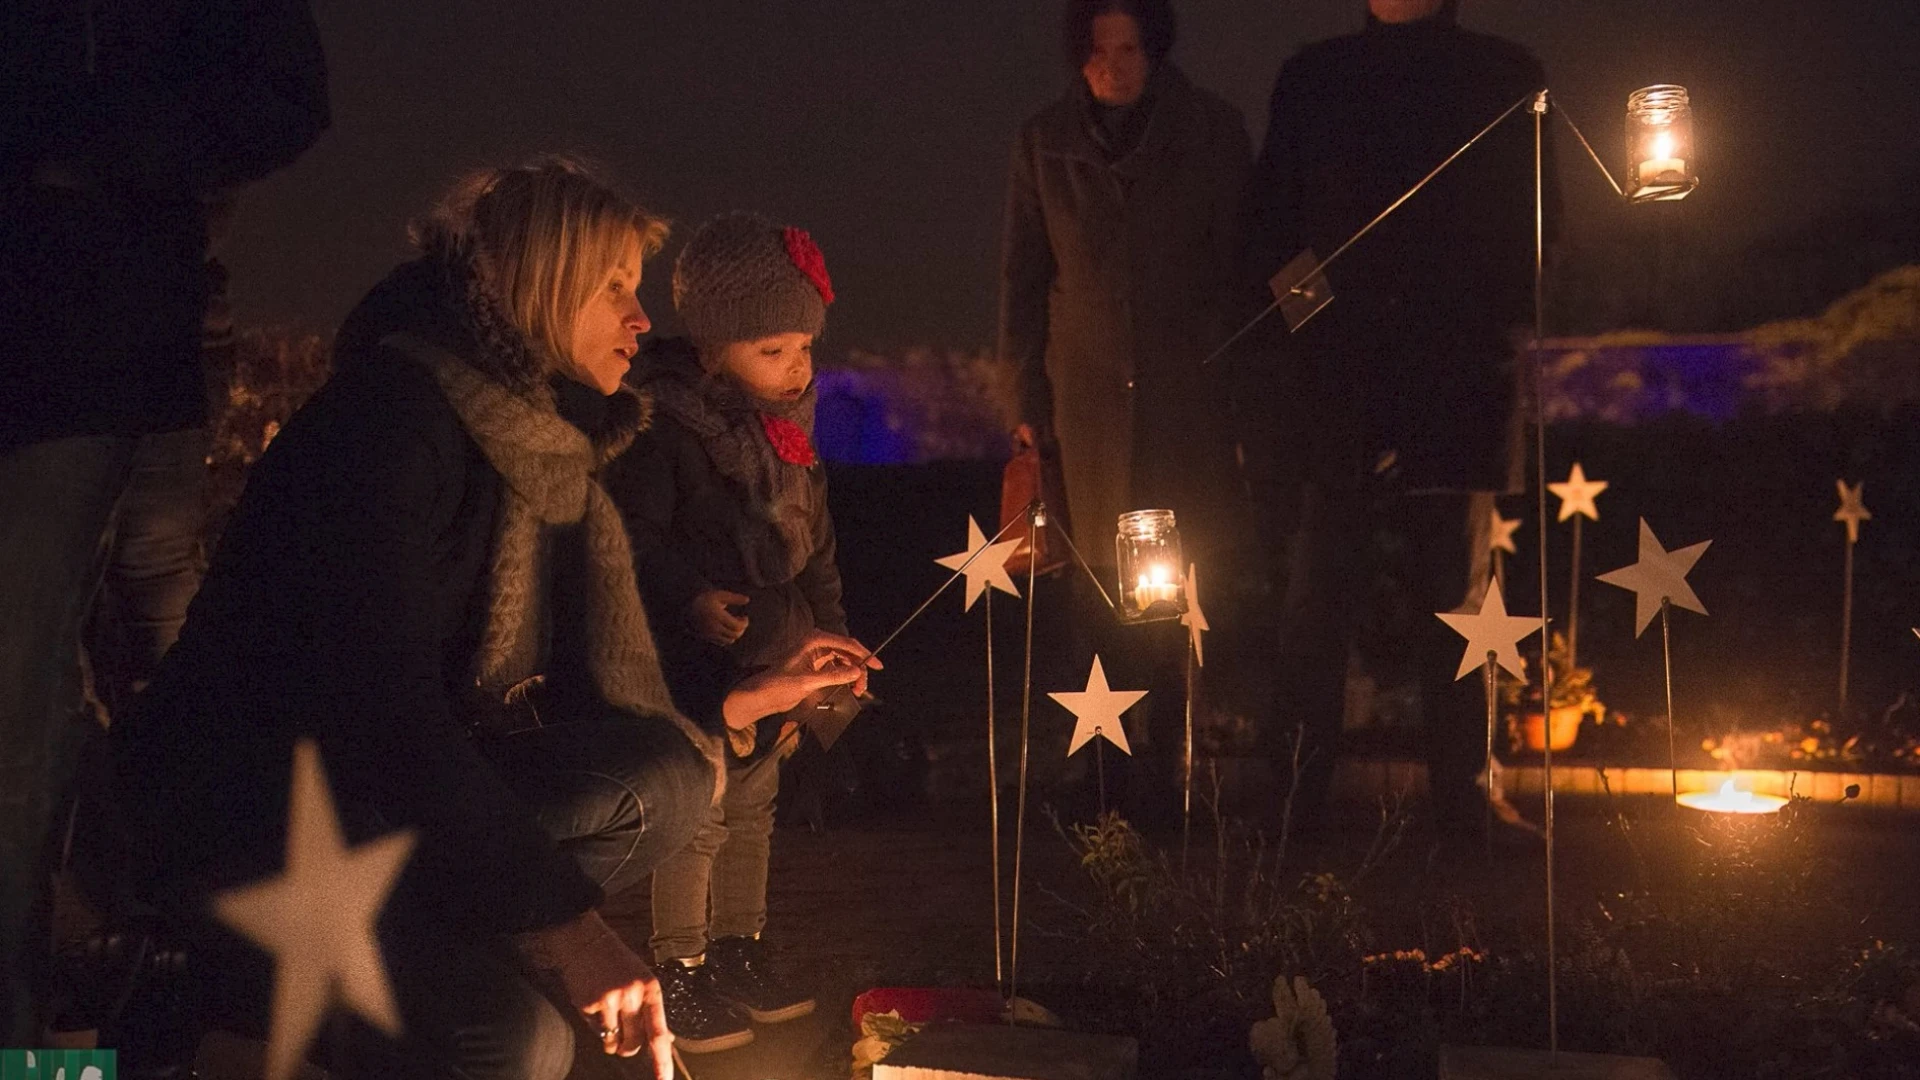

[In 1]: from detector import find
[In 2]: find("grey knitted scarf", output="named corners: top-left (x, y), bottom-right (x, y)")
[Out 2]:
top-left (384, 332), bottom-right (727, 803)
top-left (643, 341), bottom-right (820, 587)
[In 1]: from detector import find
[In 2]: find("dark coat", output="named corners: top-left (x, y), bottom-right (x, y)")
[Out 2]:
top-left (999, 64), bottom-right (1252, 558)
top-left (0, 0), bottom-right (329, 450)
top-left (605, 338), bottom-right (846, 761)
top-left (1240, 9), bottom-right (1559, 494)
top-left (114, 266), bottom-right (615, 936)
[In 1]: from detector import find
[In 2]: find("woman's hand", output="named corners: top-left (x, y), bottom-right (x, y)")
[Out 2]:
top-left (688, 589), bottom-right (750, 647)
top-left (721, 630), bottom-right (881, 730)
top-left (515, 911), bottom-right (674, 1076)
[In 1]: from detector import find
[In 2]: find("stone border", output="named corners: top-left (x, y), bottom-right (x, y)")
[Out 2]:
top-left (1329, 759), bottom-right (1920, 810)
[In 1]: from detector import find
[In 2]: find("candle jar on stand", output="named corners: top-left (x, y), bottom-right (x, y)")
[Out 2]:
top-left (1115, 509), bottom-right (1187, 624)
top-left (1625, 84), bottom-right (1698, 203)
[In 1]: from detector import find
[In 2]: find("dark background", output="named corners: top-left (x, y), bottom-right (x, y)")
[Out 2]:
top-left (226, 0), bottom-right (1920, 352)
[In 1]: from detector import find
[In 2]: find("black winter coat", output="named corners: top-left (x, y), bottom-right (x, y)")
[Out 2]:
top-left (0, 0), bottom-right (329, 450)
top-left (115, 266), bottom-right (619, 936)
top-left (1240, 9), bottom-right (1559, 494)
top-left (605, 338), bottom-right (846, 761)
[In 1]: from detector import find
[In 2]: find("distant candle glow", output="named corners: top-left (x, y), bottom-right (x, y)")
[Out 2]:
top-left (1677, 776), bottom-right (1788, 815)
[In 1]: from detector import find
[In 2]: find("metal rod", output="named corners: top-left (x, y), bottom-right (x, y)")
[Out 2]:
top-left (1553, 100), bottom-right (1627, 198)
top-left (985, 588), bottom-right (1004, 989)
top-left (1199, 299), bottom-right (1279, 368)
top-left (795, 503), bottom-right (1039, 733)
top-left (1484, 648), bottom-right (1498, 859)
top-left (1568, 514), bottom-right (1583, 672)
top-left (1050, 516), bottom-right (1119, 612)
top-left (1203, 89), bottom-right (1541, 368)
top-left (1530, 89), bottom-right (1561, 1062)
top-left (1182, 634), bottom-right (1196, 874)
top-left (1841, 538), bottom-right (1855, 714)
top-left (1662, 597), bottom-right (1678, 800)
top-left (1008, 502), bottom-right (1041, 1014)
top-left (870, 503), bottom-right (1033, 662)
top-left (1096, 734), bottom-right (1107, 816)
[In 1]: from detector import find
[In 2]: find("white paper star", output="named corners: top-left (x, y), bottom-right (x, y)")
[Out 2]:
top-left (1489, 509), bottom-right (1522, 555)
top-left (1436, 579), bottom-right (1538, 681)
top-left (1835, 480), bottom-right (1871, 545)
top-left (1179, 562), bottom-right (1210, 667)
top-left (1596, 519), bottom-right (1711, 637)
top-left (935, 516), bottom-right (1023, 612)
top-left (1549, 463), bottom-right (1608, 523)
top-left (1049, 656), bottom-right (1148, 757)
top-left (216, 739), bottom-right (416, 1080)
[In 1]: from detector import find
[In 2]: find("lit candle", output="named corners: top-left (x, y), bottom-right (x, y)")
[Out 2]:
top-left (1132, 563), bottom-right (1181, 611)
top-left (1676, 776), bottom-right (1788, 815)
top-left (1637, 130), bottom-right (1686, 185)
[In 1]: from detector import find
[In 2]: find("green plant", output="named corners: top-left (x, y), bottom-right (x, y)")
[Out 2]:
top-left (1501, 631), bottom-right (1611, 719)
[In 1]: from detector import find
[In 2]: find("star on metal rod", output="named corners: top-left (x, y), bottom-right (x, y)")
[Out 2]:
top-left (1835, 480), bottom-right (1871, 544)
top-left (935, 516), bottom-right (1024, 611)
top-left (1050, 656), bottom-right (1147, 757)
top-left (1180, 562), bottom-right (1210, 667)
top-left (1489, 508), bottom-right (1522, 555)
top-left (1437, 578), bottom-right (1538, 681)
top-left (1596, 519), bottom-right (1711, 636)
top-left (1549, 462), bottom-right (1608, 522)
top-left (215, 739), bottom-right (416, 1080)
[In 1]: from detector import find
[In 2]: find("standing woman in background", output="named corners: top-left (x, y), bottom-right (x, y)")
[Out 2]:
top-left (998, 0), bottom-right (1252, 805)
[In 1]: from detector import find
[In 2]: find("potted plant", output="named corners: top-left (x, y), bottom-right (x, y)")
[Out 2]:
top-left (1501, 632), bottom-right (1606, 752)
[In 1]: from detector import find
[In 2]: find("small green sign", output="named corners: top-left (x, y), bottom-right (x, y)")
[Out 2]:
top-left (0, 1049), bottom-right (116, 1080)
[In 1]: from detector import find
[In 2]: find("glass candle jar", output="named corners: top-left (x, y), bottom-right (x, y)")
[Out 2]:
top-left (1625, 84), bottom-right (1698, 203)
top-left (1115, 509), bottom-right (1187, 624)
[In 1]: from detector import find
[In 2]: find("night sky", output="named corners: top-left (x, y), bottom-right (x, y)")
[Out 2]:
top-left (224, 0), bottom-right (1920, 353)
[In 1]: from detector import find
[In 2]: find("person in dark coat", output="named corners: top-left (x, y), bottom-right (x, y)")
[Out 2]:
top-left (604, 214), bottom-right (857, 1055)
top-left (1240, 0), bottom-right (1559, 840)
top-left (112, 159), bottom-right (872, 1079)
top-left (1000, 0), bottom-right (1252, 818)
top-left (1000, 0), bottom-right (1252, 565)
top-left (0, 0), bottom-right (328, 1044)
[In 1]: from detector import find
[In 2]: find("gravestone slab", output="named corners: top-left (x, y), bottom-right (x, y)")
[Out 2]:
top-left (1441, 1046), bottom-right (1677, 1080)
top-left (874, 1024), bottom-right (1136, 1080)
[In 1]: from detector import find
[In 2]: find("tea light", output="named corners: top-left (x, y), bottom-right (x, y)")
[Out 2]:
top-left (1676, 776), bottom-right (1788, 815)
top-left (1133, 564), bottom-right (1180, 611)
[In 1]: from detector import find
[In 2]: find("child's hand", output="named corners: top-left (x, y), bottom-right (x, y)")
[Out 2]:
top-left (688, 590), bottom-right (751, 646)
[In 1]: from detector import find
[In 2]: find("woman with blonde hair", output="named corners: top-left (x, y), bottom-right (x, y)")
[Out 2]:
top-left (113, 156), bottom-right (872, 1079)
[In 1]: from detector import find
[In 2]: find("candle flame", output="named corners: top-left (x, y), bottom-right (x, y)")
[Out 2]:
top-left (1651, 131), bottom-right (1675, 158)
top-left (1676, 775), bottom-right (1788, 814)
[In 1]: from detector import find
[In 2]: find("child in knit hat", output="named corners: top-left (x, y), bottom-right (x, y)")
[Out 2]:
top-left (604, 212), bottom-right (859, 1054)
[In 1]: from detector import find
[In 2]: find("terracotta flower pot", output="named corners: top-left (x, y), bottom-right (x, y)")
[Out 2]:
top-left (1522, 706), bottom-right (1584, 752)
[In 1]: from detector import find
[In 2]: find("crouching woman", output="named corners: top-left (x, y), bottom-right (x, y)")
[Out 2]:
top-left (113, 157), bottom-right (870, 1080)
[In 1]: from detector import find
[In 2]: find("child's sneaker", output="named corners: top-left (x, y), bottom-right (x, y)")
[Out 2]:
top-left (704, 935), bottom-right (816, 1023)
top-left (655, 957), bottom-right (754, 1053)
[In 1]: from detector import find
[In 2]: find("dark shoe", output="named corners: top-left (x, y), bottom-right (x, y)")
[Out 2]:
top-left (655, 959), bottom-right (754, 1054)
top-left (704, 935), bottom-right (816, 1024)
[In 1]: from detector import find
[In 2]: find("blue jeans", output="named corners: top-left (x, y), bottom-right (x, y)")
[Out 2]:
top-left (484, 714), bottom-right (715, 903)
top-left (346, 715), bottom-right (712, 1079)
top-left (0, 429), bottom-right (207, 1044)
top-left (146, 713), bottom-right (711, 1080)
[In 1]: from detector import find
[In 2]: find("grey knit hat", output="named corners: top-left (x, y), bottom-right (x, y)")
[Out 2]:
top-left (672, 213), bottom-right (834, 348)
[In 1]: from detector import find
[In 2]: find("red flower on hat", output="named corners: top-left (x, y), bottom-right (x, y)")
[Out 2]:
top-left (759, 412), bottom-right (817, 467)
top-left (783, 226), bottom-right (835, 305)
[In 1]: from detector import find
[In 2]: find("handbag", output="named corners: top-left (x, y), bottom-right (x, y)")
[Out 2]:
top-left (999, 439), bottom-right (1068, 578)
